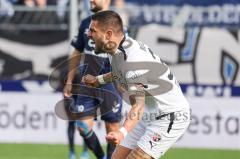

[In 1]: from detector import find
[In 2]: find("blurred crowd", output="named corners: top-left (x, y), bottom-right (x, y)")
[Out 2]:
top-left (2, 0), bottom-right (57, 7)
top-left (0, 0), bottom-right (58, 17)
top-left (0, 0), bottom-right (127, 24)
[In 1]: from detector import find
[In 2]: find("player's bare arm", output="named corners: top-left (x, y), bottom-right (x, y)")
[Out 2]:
top-left (106, 84), bottom-right (145, 145)
top-left (126, 147), bottom-right (153, 159)
top-left (124, 85), bottom-right (145, 132)
top-left (64, 49), bottom-right (82, 97)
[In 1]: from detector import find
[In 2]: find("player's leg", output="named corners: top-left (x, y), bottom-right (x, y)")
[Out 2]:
top-left (80, 142), bottom-right (89, 159)
top-left (74, 94), bottom-right (105, 159)
top-left (76, 117), bottom-right (105, 159)
top-left (70, 95), bottom-right (89, 159)
top-left (64, 95), bottom-right (77, 159)
top-left (68, 121), bottom-right (76, 159)
top-left (112, 122), bottom-right (155, 159)
top-left (100, 83), bottom-right (122, 159)
top-left (112, 120), bottom-right (146, 159)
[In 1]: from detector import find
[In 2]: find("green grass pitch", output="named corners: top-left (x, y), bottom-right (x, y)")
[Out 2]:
top-left (0, 143), bottom-right (239, 159)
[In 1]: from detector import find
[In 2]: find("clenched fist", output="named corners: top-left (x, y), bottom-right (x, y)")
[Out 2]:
top-left (82, 74), bottom-right (100, 87)
top-left (106, 131), bottom-right (124, 146)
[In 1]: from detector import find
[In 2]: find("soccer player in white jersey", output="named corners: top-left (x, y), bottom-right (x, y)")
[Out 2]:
top-left (83, 10), bottom-right (191, 159)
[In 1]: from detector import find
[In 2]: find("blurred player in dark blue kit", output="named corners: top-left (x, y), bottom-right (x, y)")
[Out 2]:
top-left (64, 0), bottom-right (122, 159)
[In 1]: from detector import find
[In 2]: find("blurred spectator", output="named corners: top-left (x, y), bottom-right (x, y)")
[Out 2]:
top-left (46, 0), bottom-right (56, 5)
top-left (56, 0), bottom-right (69, 21)
top-left (35, 0), bottom-right (47, 7)
top-left (24, 0), bottom-right (36, 7)
top-left (0, 0), bottom-right (14, 17)
top-left (56, 0), bottom-right (128, 25)
top-left (8, 0), bottom-right (21, 4)
top-left (113, 0), bottom-right (124, 8)
top-left (19, 0), bottom-right (56, 8)
top-left (112, 0), bottom-right (129, 27)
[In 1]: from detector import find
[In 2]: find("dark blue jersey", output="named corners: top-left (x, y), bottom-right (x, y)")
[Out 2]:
top-left (71, 16), bottom-right (111, 76)
top-left (71, 16), bottom-right (95, 54)
top-left (69, 16), bottom-right (123, 123)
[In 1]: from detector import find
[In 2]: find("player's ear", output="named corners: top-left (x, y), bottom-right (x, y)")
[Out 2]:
top-left (106, 30), bottom-right (112, 40)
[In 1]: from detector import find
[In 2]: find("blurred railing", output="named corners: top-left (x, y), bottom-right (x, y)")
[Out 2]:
top-left (0, 5), bottom-right (70, 31)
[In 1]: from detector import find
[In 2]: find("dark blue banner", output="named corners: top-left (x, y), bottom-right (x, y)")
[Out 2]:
top-left (126, 0), bottom-right (240, 27)
top-left (126, 0), bottom-right (240, 6)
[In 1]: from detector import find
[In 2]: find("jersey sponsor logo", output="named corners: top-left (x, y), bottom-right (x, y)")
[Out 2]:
top-left (85, 28), bottom-right (95, 48)
top-left (125, 71), bottom-right (142, 80)
top-left (112, 103), bottom-right (121, 113)
top-left (88, 39), bottom-right (95, 48)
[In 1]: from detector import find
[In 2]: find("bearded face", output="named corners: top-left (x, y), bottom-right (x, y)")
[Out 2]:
top-left (94, 39), bottom-right (118, 54)
top-left (93, 37), bottom-right (107, 54)
top-left (88, 20), bottom-right (117, 54)
top-left (90, 0), bottom-right (104, 13)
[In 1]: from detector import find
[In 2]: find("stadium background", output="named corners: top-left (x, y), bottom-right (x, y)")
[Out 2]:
top-left (0, 0), bottom-right (240, 158)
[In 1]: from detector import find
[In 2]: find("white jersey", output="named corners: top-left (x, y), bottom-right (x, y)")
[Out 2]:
top-left (110, 37), bottom-right (189, 113)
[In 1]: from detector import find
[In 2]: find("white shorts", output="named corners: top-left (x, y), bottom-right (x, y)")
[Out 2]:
top-left (120, 109), bottom-right (190, 159)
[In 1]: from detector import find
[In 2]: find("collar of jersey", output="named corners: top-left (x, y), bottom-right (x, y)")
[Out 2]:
top-left (117, 36), bottom-right (127, 60)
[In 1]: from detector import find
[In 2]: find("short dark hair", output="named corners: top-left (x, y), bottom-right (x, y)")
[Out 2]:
top-left (91, 10), bottom-right (124, 34)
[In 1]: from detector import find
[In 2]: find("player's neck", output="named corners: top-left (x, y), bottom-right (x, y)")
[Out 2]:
top-left (101, 1), bottom-right (110, 11)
